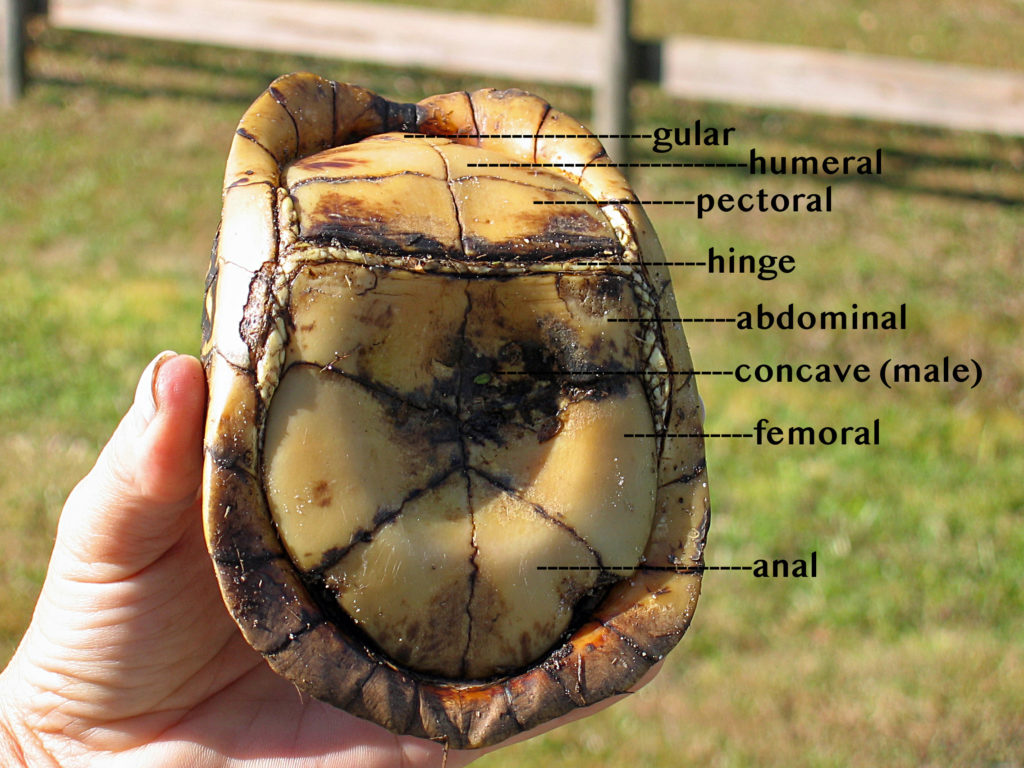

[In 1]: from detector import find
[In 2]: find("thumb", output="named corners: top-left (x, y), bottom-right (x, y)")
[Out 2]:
top-left (54, 352), bottom-right (207, 582)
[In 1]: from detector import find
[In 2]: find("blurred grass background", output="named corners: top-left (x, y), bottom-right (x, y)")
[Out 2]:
top-left (1, 3), bottom-right (1022, 765)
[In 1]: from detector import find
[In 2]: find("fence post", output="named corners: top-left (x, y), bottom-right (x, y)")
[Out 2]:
top-left (1, 0), bottom-right (25, 106)
top-left (594, 0), bottom-right (632, 166)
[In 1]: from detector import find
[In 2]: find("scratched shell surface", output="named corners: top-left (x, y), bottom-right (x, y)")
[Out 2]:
top-left (201, 73), bottom-right (710, 750)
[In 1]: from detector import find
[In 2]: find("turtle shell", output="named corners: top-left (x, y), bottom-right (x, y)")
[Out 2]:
top-left (201, 73), bottom-right (709, 749)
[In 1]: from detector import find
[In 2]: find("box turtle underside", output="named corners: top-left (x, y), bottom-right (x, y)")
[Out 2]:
top-left (201, 73), bottom-right (710, 750)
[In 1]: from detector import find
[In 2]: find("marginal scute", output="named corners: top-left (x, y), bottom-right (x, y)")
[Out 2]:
top-left (502, 666), bottom-right (575, 727)
top-left (469, 87), bottom-right (549, 162)
top-left (537, 108), bottom-right (608, 185)
top-left (268, 72), bottom-right (336, 159)
top-left (263, 620), bottom-right (377, 707)
top-left (203, 73), bottom-right (709, 750)
top-left (203, 361), bottom-right (259, 474)
top-left (223, 133), bottom-right (279, 190)
top-left (234, 89), bottom-right (299, 167)
top-left (203, 464), bottom-right (324, 654)
top-left (358, 665), bottom-right (419, 737)
top-left (209, 261), bottom-right (258, 369)
top-left (415, 90), bottom-right (476, 143)
top-left (333, 82), bottom-right (387, 145)
top-left (547, 620), bottom-right (657, 704)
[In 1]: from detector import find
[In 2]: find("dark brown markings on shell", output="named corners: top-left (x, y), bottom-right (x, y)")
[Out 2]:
top-left (454, 292), bottom-right (481, 680)
top-left (457, 338), bottom-right (564, 446)
top-left (204, 427), bottom-right (257, 474)
top-left (460, 233), bottom-right (621, 263)
top-left (555, 272), bottom-right (628, 317)
top-left (310, 359), bottom-right (460, 426)
top-left (461, 201), bottom-right (621, 263)
top-left (240, 264), bottom-right (277, 360)
top-left (296, 155), bottom-right (371, 172)
top-left (304, 220), bottom-right (457, 259)
top-left (235, 126), bottom-right (277, 162)
top-left (200, 231), bottom-right (220, 363)
top-left (311, 480), bottom-right (333, 508)
top-left (534, 316), bottom-right (631, 404)
top-left (658, 456), bottom-right (708, 489)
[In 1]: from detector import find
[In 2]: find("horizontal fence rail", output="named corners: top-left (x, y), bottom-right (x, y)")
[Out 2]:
top-left (5, 0), bottom-right (1024, 143)
top-left (51, 0), bottom-right (606, 85)
top-left (662, 35), bottom-right (1024, 137)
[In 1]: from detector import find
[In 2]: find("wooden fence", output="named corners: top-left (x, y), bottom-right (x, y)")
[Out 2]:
top-left (3, 0), bottom-right (1024, 157)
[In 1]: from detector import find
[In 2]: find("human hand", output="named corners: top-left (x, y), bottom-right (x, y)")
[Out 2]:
top-left (0, 352), bottom-right (655, 767)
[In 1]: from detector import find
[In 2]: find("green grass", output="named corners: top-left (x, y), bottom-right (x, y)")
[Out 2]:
top-left (2, 16), bottom-right (1023, 767)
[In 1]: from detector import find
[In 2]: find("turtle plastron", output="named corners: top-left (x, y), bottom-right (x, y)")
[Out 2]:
top-left (202, 73), bottom-right (710, 750)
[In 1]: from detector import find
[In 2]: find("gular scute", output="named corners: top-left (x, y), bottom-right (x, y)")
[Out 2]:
top-left (203, 74), bottom-right (709, 750)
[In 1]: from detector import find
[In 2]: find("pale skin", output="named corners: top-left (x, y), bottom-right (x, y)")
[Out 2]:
top-left (0, 352), bottom-right (656, 767)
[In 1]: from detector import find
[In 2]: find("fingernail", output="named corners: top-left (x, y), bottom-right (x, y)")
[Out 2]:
top-left (134, 351), bottom-right (177, 428)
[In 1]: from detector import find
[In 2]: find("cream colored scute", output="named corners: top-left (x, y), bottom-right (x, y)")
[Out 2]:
top-left (453, 175), bottom-right (607, 251)
top-left (219, 182), bottom-right (276, 273)
top-left (285, 135), bottom-right (447, 186)
top-left (211, 260), bottom-right (259, 369)
top-left (288, 174), bottom-right (460, 251)
top-left (462, 275), bottom-right (564, 358)
top-left (437, 141), bottom-right (584, 192)
top-left (325, 473), bottom-right (474, 679)
top-left (262, 365), bottom-right (460, 570)
top-left (285, 136), bottom-right (457, 250)
top-left (286, 265), bottom-right (467, 407)
top-left (466, 473), bottom-right (599, 678)
top-left (468, 382), bottom-right (656, 574)
top-left (464, 274), bottom-right (640, 367)
top-left (437, 139), bottom-right (615, 253)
